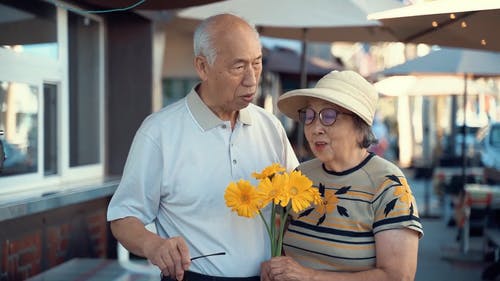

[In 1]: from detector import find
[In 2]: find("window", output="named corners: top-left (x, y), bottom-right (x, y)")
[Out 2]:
top-left (0, 82), bottom-right (39, 176)
top-left (0, 0), bottom-right (58, 59)
top-left (0, 0), bottom-right (57, 180)
top-left (44, 83), bottom-right (58, 176)
top-left (68, 12), bottom-right (101, 167)
top-left (0, 0), bottom-right (105, 192)
top-left (163, 78), bottom-right (199, 106)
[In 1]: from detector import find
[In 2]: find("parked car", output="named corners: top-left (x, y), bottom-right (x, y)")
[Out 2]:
top-left (456, 126), bottom-right (483, 164)
top-left (432, 125), bottom-right (485, 206)
top-left (440, 125), bottom-right (483, 165)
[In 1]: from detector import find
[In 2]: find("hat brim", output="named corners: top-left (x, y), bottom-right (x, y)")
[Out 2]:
top-left (277, 87), bottom-right (372, 125)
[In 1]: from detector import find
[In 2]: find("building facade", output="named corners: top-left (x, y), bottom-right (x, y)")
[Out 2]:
top-left (0, 1), bottom-right (159, 279)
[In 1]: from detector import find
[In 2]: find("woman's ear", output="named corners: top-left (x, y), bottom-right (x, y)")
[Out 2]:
top-left (194, 56), bottom-right (209, 81)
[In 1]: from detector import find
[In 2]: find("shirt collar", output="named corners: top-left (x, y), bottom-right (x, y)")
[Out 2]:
top-left (186, 86), bottom-right (253, 131)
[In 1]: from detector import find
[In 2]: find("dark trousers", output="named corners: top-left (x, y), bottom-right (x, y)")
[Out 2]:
top-left (161, 271), bottom-right (260, 281)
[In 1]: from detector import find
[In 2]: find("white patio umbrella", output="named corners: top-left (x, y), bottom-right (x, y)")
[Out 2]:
top-left (374, 75), bottom-right (497, 97)
top-left (177, 0), bottom-right (403, 87)
top-left (378, 46), bottom-right (500, 222)
top-left (368, 0), bottom-right (500, 52)
top-left (178, 0), bottom-right (402, 43)
top-left (379, 47), bottom-right (500, 147)
top-left (178, 0), bottom-right (404, 159)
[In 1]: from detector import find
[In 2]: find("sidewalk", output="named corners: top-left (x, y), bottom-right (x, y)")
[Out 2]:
top-left (407, 174), bottom-right (488, 281)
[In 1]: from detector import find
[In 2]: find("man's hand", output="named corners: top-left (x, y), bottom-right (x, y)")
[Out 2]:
top-left (110, 218), bottom-right (191, 281)
top-left (144, 236), bottom-right (191, 281)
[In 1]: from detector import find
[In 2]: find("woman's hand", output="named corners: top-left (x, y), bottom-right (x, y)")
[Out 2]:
top-left (261, 256), bottom-right (315, 281)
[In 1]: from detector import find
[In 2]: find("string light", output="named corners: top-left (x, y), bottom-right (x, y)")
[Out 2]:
top-left (432, 21), bottom-right (438, 27)
top-left (481, 39), bottom-right (487, 46)
top-left (461, 21), bottom-right (467, 28)
top-left (449, 13), bottom-right (456, 19)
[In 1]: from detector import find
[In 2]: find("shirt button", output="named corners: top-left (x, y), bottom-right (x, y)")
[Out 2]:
top-left (232, 159), bottom-right (237, 164)
top-left (222, 124), bottom-right (227, 129)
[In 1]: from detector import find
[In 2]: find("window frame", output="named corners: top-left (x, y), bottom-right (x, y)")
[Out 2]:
top-left (0, 3), bottom-right (106, 195)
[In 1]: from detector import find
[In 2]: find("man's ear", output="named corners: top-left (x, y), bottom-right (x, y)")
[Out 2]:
top-left (194, 56), bottom-right (209, 81)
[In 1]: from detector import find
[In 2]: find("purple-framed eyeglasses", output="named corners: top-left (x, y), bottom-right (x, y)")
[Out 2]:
top-left (298, 108), bottom-right (353, 126)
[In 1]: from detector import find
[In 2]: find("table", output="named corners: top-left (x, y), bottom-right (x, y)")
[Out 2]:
top-left (465, 184), bottom-right (500, 208)
top-left (459, 184), bottom-right (500, 253)
top-left (26, 258), bottom-right (159, 281)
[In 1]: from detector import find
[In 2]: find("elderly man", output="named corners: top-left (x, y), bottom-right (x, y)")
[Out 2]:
top-left (107, 14), bottom-right (298, 281)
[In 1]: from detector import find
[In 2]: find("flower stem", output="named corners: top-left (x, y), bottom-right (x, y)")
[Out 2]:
top-left (270, 202), bottom-right (277, 256)
top-left (275, 205), bottom-right (290, 257)
top-left (258, 209), bottom-right (272, 245)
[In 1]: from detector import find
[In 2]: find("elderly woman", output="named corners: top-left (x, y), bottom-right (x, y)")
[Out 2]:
top-left (261, 70), bottom-right (423, 281)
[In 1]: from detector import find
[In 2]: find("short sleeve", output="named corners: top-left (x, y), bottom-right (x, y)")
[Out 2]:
top-left (372, 175), bottom-right (424, 238)
top-left (107, 128), bottom-right (164, 224)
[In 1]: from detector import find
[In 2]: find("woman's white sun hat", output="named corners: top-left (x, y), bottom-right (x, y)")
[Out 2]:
top-left (277, 70), bottom-right (379, 126)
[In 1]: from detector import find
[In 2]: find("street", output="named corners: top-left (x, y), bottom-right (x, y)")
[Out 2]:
top-left (408, 173), bottom-right (488, 281)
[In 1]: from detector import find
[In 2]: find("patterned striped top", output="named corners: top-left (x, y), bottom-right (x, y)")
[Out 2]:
top-left (282, 153), bottom-right (423, 272)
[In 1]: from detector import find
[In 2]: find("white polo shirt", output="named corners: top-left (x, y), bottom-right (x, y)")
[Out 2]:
top-left (107, 88), bottom-right (299, 277)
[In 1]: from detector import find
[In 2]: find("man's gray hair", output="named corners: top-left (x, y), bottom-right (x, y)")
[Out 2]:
top-left (193, 13), bottom-right (260, 65)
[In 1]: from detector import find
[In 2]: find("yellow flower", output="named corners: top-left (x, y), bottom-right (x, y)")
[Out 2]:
top-left (252, 163), bottom-right (286, 180)
top-left (282, 170), bottom-right (315, 213)
top-left (224, 179), bottom-right (260, 218)
top-left (316, 190), bottom-right (338, 215)
top-left (224, 164), bottom-right (320, 257)
top-left (257, 176), bottom-right (285, 207)
top-left (393, 178), bottom-right (413, 206)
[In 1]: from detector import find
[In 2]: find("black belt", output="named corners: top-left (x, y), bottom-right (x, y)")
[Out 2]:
top-left (161, 271), bottom-right (260, 281)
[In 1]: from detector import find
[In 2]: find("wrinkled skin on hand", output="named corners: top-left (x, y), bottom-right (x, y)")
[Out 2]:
top-left (145, 236), bottom-right (191, 281)
top-left (261, 256), bottom-right (315, 281)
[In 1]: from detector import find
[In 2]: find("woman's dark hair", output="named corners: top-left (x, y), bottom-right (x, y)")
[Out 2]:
top-left (352, 115), bottom-right (378, 149)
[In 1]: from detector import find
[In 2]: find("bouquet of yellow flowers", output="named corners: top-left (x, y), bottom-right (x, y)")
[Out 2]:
top-left (224, 163), bottom-right (321, 257)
